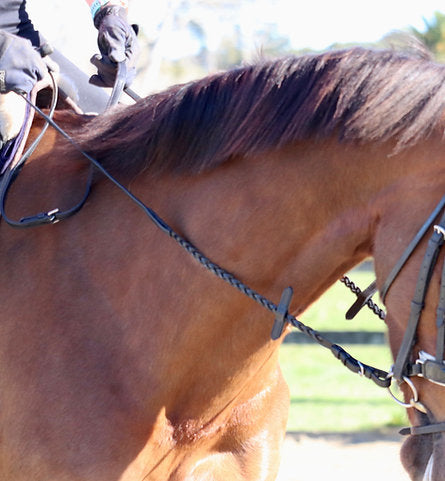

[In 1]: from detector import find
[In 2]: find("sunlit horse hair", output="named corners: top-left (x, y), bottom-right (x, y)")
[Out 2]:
top-left (73, 45), bottom-right (445, 176)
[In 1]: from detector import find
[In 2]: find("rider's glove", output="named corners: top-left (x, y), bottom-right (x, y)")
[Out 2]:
top-left (0, 31), bottom-right (47, 95)
top-left (90, 5), bottom-right (139, 88)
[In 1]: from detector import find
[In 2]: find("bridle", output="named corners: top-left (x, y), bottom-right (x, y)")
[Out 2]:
top-left (1, 66), bottom-right (445, 438)
top-left (384, 198), bottom-right (445, 436)
top-left (344, 194), bottom-right (445, 437)
top-left (349, 195), bottom-right (445, 387)
top-left (344, 192), bottom-right (445, 437)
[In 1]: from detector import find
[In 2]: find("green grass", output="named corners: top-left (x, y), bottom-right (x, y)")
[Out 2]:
top-left (300, 270), bottom-right (385, 332)
top-left (279, 267), bottom-right (406, 432)
top-left (299, 269), bottom-right (385, 332)
top-left (280, 344), bottom-right (407, 432)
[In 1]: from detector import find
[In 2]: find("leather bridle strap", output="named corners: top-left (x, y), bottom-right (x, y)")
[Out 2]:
top-left (392, 210), bottom-right (445, 381)
top-left (381, 196), bottom-right (445, 302)
top-left (435, 255), bottom-right (445, 362)
top-left (403, 257), bottom-right (445, 385)
top-left (345, 196), bottom-right (445, 320)
top-left (106, 61), bottom-right (126, 110)
top-left (389, 208), bottom-right (445, 437)
top-left (400, 422), bottom-right (445, 436)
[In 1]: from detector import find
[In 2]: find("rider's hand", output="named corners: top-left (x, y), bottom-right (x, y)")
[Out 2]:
top-left (0, 31), bottom-right (48, 95)
top-left (90, 5), bottom-right (139, 88)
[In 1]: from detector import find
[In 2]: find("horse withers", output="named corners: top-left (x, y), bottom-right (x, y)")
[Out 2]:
top-left (1, 46), bottom-right (445, 480)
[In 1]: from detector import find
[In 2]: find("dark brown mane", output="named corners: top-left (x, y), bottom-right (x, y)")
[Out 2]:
top-left (73, 46), bottom-right (445, 176)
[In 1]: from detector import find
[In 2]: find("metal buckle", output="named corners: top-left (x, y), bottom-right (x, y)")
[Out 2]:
top-left (47, 208), bottom-right (60, 224)
top-left (417, 350), bottom-right (436, 364)
top-left (434, 224), bottom-right (445, 239)
top-left (416, 351), bottom-right (445, 386)
top-left (357, 360), bottom-right (365, 377)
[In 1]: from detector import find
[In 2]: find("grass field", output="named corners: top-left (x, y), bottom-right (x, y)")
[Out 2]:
top-left (279, 267), bottom-right (407, 432)
top-left (298, 269), bottom-right (385, 333)
top-left (280, 344), bottom-right (407, 432)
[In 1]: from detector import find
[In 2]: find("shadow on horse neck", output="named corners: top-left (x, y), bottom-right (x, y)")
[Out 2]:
top-left (1, 46), bottom-right (445, 480)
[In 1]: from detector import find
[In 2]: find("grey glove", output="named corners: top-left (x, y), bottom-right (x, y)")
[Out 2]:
top-left (90, 5), bottom-right (139, 88)
top-left (0, 31), bottom-right (47, 95)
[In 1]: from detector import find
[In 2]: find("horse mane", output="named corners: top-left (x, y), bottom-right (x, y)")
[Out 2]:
top-left (72, 45), bottom-right (445, 176)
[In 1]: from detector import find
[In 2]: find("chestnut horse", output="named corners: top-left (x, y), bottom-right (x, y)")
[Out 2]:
top-left (1, 46), bottom-right (445, 481)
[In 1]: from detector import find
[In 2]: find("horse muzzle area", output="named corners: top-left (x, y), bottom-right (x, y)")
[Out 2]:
top-left (400, 410), bottom-right (445, 481)
top-left (400, 429), bottom-right (432, 481)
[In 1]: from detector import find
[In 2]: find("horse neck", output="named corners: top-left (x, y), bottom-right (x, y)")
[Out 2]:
top-left (33, 134), bottom-right (439, 423)
top-left (137, 139), bottom-right (419, 317)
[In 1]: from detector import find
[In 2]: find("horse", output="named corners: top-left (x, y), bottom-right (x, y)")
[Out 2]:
top-left (1, 44), bottom-right (445, 481)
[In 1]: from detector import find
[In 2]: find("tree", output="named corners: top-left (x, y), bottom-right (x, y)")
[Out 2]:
top-left (135, 0), bottom-right (256, 91)
top-left (410, 11), bottom-right (445, 61)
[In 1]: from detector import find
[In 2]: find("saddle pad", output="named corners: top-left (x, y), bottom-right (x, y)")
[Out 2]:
top-left (0, 96), bottom-right (31, 174)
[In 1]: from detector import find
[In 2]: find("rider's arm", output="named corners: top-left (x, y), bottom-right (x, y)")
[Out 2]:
top-left (0, 0), bottom-right (41, 46)
top-left (0, 1), bottom-right (50, 96)
top-left (0, 1), bottom-right (47, 95)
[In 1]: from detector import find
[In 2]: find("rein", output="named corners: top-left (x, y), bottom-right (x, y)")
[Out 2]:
top-left (0, 73), bottom-right (93, 227)
top-left (0, 96), bottom-right (391, 388)
top-left (3, 71), bottom-right (445, 437)
top-left (0, 64), bottom-right (137, 227)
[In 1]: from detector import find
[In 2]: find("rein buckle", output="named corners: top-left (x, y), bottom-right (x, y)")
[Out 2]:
top-left (434, 224), bottom-right (445, 239)
top-left (415, 351), bottom-right (445, 386)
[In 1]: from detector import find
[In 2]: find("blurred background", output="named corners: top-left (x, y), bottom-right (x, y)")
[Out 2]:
top-left (27, 0), bottom-right (445, 96)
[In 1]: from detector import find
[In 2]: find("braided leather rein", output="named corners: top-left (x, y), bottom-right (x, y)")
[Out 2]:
top-left (0, 86), bottom-right (392, 390)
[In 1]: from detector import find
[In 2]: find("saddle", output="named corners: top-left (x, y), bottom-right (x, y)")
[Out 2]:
top-left (0, 81), bottom-right (83, 174)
